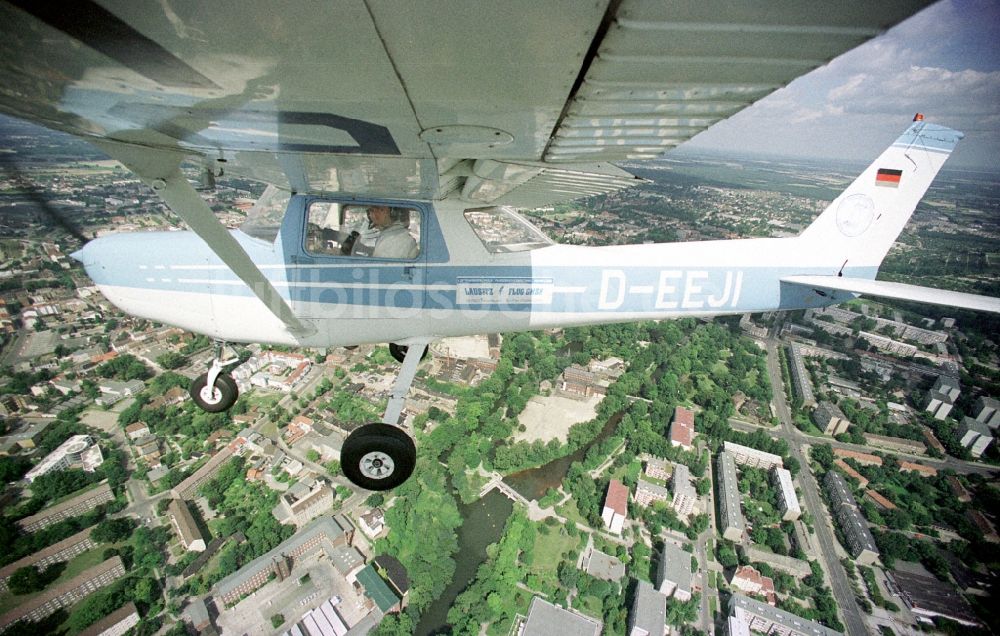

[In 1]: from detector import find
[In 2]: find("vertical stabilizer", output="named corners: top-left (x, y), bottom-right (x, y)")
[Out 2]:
top-left (798, 116), bottom-right (962, 274)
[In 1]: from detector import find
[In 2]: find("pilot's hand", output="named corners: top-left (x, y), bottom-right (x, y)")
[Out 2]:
top-left (358, 227), bottom-right (380, 243)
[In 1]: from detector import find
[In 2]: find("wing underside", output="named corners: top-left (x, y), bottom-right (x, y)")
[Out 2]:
top-left (0, 0), bottom-right (932, 205)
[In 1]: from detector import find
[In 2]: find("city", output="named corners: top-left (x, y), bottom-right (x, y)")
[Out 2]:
top-left (0, 117), bottom-right (998, 636)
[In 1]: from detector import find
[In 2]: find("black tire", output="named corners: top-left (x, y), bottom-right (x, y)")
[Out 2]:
top-left (341, 423), bottom-right (416, 491)
top-left (388, 342), bottom-right (428, 364)
top-left (190, 373), bottom-right (238, 413)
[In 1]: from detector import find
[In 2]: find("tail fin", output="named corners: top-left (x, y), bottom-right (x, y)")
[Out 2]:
top-left (799, 115), bottom-right (963, 274)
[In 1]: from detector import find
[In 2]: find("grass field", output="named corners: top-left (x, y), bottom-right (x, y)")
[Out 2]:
top-left (529, 524), bottom-right (578, 576)
top-left (0, 545), bottom-right (113, 616)
top-left (556, 499), bottom-right (589, 528)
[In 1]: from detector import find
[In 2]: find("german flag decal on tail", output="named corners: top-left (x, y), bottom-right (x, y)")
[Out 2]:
top-left (876, 168), bottom-right (902, 188)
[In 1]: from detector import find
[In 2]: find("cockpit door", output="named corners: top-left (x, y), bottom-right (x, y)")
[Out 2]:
top-left (287, 198), bottom-right (426, 321)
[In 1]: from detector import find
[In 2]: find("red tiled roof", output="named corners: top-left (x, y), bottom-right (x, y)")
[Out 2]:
top-left (945, 475), bottom-right (971, 501)
top-left (864, 489), bottom-right (897, 510)
top-left (670, 406), bottom-right (695, 447)
top-left (900, 461), bottom-right (937, 477)
top-left (834, 459), bottom-right (869, 487)
top-left (732, 565), bottom-right (775, 603)
top-left (605, 479), bottom-right (628, 516)
top-left (833, 448), bottom-right (882, 466)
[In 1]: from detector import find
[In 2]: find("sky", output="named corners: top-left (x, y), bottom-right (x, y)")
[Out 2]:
top-left (685, 0), bottom-right (1000, 171)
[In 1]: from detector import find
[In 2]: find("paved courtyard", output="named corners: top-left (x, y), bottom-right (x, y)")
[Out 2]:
top-left (514, 394), bottom-right (602, 443)
top-left (214, 551), bottom-right (372, 635)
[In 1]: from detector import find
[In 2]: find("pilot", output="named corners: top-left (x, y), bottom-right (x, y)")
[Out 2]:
top-left (355, 205), bottom-right (419, 259)
top-left (313, 205), bottom-right (418, 259)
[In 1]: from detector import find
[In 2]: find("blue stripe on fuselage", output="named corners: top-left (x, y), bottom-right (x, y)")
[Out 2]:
top-left (86, 261), bottom-right (874, 314)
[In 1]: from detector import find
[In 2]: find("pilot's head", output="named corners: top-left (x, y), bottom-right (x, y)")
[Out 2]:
top-left (368, 205), bottom-right (408, 229)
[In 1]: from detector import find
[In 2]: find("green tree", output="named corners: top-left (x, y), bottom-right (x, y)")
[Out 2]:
top-left (156, 352), bottom-right (188, 370)
top-left (0, 456), bottom-right (31, 482)
top-left (810, 444), bottom-right (834, 470)
top-left (8, 565), bottom-right (49, 594)
top-left (92, 517), bottom-right (137, 544)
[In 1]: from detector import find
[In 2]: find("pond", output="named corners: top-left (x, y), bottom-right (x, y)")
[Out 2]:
top-left (504, 411), bottom-right (623, 500)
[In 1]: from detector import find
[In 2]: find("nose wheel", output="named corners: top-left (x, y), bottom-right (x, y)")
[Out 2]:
top-left (341, 423), bottom-right (416, 491)
top-left (190, 342), bottom-right (240, 412)
top-left (190, 372), bottom-right (238, 412)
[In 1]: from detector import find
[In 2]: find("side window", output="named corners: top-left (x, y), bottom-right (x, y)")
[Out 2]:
top-left (305, 202), bottom-right (421, 259)
top-left (464, 206), bottom-right (553, 253)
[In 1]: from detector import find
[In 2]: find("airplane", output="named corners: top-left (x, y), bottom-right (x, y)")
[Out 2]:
top-left (0, 0), bottom-right (996, 491)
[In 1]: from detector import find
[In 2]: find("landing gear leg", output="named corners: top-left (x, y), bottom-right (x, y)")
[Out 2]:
top-left (341, 341), bottom-right (427, 490)
top-left (190, 341), bottom-right (240, 413)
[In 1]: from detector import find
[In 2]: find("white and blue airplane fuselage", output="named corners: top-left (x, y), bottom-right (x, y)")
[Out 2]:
top-left (74, 120), bottom-right (982, 349)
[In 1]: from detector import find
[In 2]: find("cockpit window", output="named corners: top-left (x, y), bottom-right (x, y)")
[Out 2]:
top-left (464, 206), bottom-right (553, 253)
top-left (305, 202), bottom-right (420, 259)
top-left (238, 185), bottom-right (290, 243)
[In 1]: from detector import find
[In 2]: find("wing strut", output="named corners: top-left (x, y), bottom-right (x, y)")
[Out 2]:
top-left (95, 140), bottom-right (315, 339)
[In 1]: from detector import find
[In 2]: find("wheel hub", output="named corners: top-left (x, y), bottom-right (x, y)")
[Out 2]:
top-left (199, 385), bottom-right (222, 404)
top-left (360, 451), bottom-right (395, 480)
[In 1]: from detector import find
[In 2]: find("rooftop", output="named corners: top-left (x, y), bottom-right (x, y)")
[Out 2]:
top-left (77, 601), bottom-right (139, 636)
top-left (631, 580), bottom-right (666, 636)
top-left (356, 563), bottom-right (399, 613)
top-left (605, 479), bottom-right (628, 516)
top-left (729, 592), bottom-right (842, 636)
top-left (960, 416), bottom-right (991, 437)
top-left (637, 478), bottom-right (670, 499)
top-left (670, 406), bottom-right (695, 447)
top-left (522, 596), bottom-right (602, 636)
top-left (891, 565), bottom-right (980, 627)
top-left (658, 542), bottom-right (692, 592)
top-left (832, 448), bottom-right (882, 466)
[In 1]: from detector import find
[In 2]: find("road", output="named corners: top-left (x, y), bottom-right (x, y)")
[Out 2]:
top-left (727, 419), bottom-right (1000, 478)
top-left (764, 338), bottom-right (870, 636)
top-left (695, 535), bottom-right (714, 635)
top-left (696, 436), bottom-right (719, 635)
top-left (118, 477), bottom-right (171, 524)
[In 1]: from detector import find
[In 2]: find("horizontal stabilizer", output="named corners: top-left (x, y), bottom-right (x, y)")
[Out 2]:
top-left (781, 276), bottom-right (1000, 314)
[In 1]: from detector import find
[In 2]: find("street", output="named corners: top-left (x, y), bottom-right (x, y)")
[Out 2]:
top-left (764, 338), bottom-right (869, 636)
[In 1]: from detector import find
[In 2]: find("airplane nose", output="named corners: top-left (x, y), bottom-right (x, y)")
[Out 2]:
top-left (70, 242), bottom-right (95, 266)
top-left (70, 239), bottom-right (109, 278)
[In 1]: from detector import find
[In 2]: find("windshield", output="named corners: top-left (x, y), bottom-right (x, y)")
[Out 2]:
top-left (239, 185), bottom-right (291, 243)
top-left (464, 206), bottom-right (554, 253)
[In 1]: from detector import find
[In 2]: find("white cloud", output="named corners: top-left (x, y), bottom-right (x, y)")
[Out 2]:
top-left (827, 75), bottom-right (868, 102)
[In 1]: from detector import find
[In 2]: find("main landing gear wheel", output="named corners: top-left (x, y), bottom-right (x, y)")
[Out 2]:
top-left (388, 342), bottom-right (428, 364)
top-left (341, 423), bottom-right (416, 491)
top-left (190, 372), bottom-right (238, 413)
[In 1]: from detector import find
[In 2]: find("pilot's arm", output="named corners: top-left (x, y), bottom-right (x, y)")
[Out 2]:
top-left (310, 225), bottom-right (376, 255)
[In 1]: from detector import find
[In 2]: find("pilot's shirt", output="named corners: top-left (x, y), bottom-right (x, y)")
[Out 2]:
top-left (370, 222), bottom-right (418, 259)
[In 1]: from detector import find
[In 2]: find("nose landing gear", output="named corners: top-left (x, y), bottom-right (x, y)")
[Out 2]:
top-left (190, 342), bottom-right (240, 413)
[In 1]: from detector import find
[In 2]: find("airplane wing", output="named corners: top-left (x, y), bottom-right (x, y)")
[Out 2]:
top-left (0, 0), bottom-right (933, 207)
top-left (781, 276), bottom-right (1000, 314)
